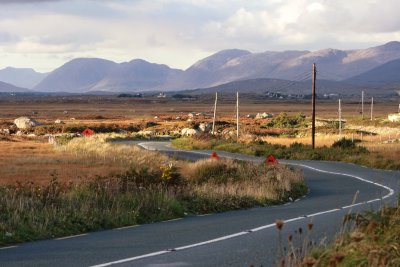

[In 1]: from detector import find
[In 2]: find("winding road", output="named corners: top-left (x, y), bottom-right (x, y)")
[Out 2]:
top-left (1, 141), bottom-right (399, 267)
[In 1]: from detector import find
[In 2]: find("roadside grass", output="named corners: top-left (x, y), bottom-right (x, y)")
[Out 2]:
top-left (275, 202), bottom-right (400, 267)
top-left (0, 134), bottom-right (306, 246)
top-left (172, 136), bottom-right (400, 170)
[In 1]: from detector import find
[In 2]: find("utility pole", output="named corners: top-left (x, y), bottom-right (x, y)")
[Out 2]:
top-left (398, 103), bottom-right (400, 113)
top-left (339, 99), bottom-right (342, 139)
top-left (212, 92), bottom-right (218, 135)
top-left (236, 91), bottom-right (239, 139)
top-left (312, 63), bottom-right (317, 149)
top-left (370, 97), bottom-right (374, 121)
top-left (361, 90), bottom-right (364, 118)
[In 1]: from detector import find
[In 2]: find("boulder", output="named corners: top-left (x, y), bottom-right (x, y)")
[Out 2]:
top-left (14, 117), bottom-right (40, 129)
top-left (388, 113), bottom-right (400, 122)
top-left (198, 123), bottom-right (211, 132)
top-left (255, 112), bottom-right (273, 119)
top-left (0, 129), bottom-right (10, 135)
top-left (181, 128), bottom-right (198, 136)
top-left (137, 130), bottom-right (155, 136)
top-left (55, 119), bottom-right (64, 124)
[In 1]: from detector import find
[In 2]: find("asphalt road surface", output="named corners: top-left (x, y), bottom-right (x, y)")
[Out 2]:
top-left (1, 141), bottom-right (399, 267)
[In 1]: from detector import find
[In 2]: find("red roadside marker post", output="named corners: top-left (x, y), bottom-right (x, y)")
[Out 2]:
top-left (265, 154), bottom-right (278, 165)
top-left (210, 151), bottom-right (219, 159)
top-left (82, 128), bottom-right (95, 137)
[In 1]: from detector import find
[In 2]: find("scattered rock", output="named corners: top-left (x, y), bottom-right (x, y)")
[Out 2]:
top-left (198, 123), bottom-right (211, 132)
top-left (14, 117), bottom-right (40, 129)
top-left (246, 114), bottom-right (255, 119)
top-left (63, 111), bottom-right (69, 114)
top-left (188, 112), bottom-right (195, 118)
top-left (181, 128), bottom-right (198, 136)
top-left (388, 113), bottom-right (400, 122)
top-left (255, 112), bottom-right (273, 119)
top-left (55, 119), bottom-right (64, 124)
top-left (0, 129), bottom-right (10, 135)
top-left (137, 130), bottom-right (155, 136)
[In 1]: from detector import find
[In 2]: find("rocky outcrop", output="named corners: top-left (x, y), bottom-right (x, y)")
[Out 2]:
top-left (14, 117), bottom-right (40, 129)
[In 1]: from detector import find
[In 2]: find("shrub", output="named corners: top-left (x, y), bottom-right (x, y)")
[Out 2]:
top-left (264, 113), bottom-right (307, 128)
top-left (332, 138), bottom-right (356, 149)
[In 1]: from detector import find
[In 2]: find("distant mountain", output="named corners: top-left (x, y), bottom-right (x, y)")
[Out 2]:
top-left (27, 41), bottom-right (400, 94)
top-left (0, 80), bottom-right (30, 92)
top-left (34, 58), bottom-right (118, 93)
top-left (168, 41), bottom-right (400, 90)
top-left (0, 67), bottom-right (47, 89)
top-left (345, 59), bottom-right (400, 85)
top-left (90, 59), bottom-right (183, 92)
top-left (189, 78), bottom-right (356, 95)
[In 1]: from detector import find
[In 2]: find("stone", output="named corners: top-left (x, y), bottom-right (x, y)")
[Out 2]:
top-left (55, 119), bottom-right (64, 124)
top-left (198, 123), bottom-right (211, 132)
top-left (181, 128), bottom-right (198, 136)
top-left (0, 129), bottom-right (10, 135)
top-left (388, 113), bottom-right (400, 122)
top-left (137, 130), bottom-right (155, 136)
top-left (255, 112), bottom-right (273, 119)
top-left (14, 117), bottom-right (40, 129)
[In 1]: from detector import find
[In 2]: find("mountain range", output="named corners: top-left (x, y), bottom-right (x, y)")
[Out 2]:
top-left (1, 41), bottom-right (400, 94)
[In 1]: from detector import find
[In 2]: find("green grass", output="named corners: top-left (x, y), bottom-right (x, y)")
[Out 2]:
top-left (172, 137), bottom-right (400, 170)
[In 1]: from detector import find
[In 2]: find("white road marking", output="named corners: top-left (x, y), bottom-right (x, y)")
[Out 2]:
top-left (196, 213), bottom-right (213, 217)
top-left (91, 251), bottom-right (170, 267)
top-left (0, 246), bottom-right (17, 250)
top-left (55, 233), bottom-right (88, 240)
top-left (307, 208), bottom-right (341, 217)
top-left (162, 218), bottom-right (183, 223)
top-left (93, 144), bottom-right (396, 267)
top-left (114, 225), bottom-right (139, 230)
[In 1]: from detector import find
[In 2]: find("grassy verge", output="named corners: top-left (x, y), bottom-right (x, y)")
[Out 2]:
top-left (275, 202), bottom-right (400, 266)
top-left (172, 136), bottom-right (400, 170)
top-left (0, 134), bottom-right (306, 246)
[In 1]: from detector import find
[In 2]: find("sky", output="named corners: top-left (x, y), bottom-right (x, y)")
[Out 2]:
top-left (0, 0), bottom-right (400, 73)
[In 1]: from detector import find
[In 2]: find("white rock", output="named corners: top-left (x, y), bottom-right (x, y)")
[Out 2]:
top-left (137, 130), bottom-right (155, 136)
top-left (388, 113), bottom-right (400, 122)
top-left (0, 129), bottom-right (10, 135)
top-left (255, 112), bottom-right (273, 119)
top-left (181, 128), bottom-right (198, 136)
top-left (198, 123), bottom-right (211, 132)
top-left (14, 117), bottom-right (40, 129)
top-left (55, 119), bottom-right (64, 124)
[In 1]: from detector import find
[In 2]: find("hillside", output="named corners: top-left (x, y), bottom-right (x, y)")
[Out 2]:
top-left (0, 67), bottom-right (47, 89)
top-left (0, 81), bottom-right (30, 92)
top-left (13, 41), bottom-right (400, 94)
top-left (34, 58), bottom-right (118, 93)
top-left (345, 59), bottom-right (400, 85)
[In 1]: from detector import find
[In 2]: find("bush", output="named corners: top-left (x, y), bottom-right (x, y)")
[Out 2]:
top-left (264, 113), bottom-right (307, 128)
top-left (332, 138), bottom-right (356, 149)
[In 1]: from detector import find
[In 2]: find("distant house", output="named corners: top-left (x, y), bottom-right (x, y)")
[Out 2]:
top-left (157, 92), bottom-right (166, 98)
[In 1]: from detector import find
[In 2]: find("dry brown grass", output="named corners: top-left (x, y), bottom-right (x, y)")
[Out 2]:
top-left (181, 158), bottom-right (304, 201)
top-left (0, 136), bottom-right (131, 185)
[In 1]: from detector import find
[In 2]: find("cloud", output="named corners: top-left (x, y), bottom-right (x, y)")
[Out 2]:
top-left (0, 0), bottom-right (399, 72)
top-left (0, 0), bottom-right (60, 4)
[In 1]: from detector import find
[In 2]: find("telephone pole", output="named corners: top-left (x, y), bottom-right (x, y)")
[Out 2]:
top-left (361, 91), bottom-right (364, 118)
top-left (339, 99), bottom-right (342, 139)
top-left (236, 91), bottom-right (239, 139)
top-left (212, 92), bottom-right (218, 135)
top-left (312, 63), bottom-right (317, 149)
top-left (370, 97), bottom-right (374, 121)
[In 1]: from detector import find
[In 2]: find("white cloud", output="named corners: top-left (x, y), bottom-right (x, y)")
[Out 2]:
top-left (0, 0), bottom-right (399, 72)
